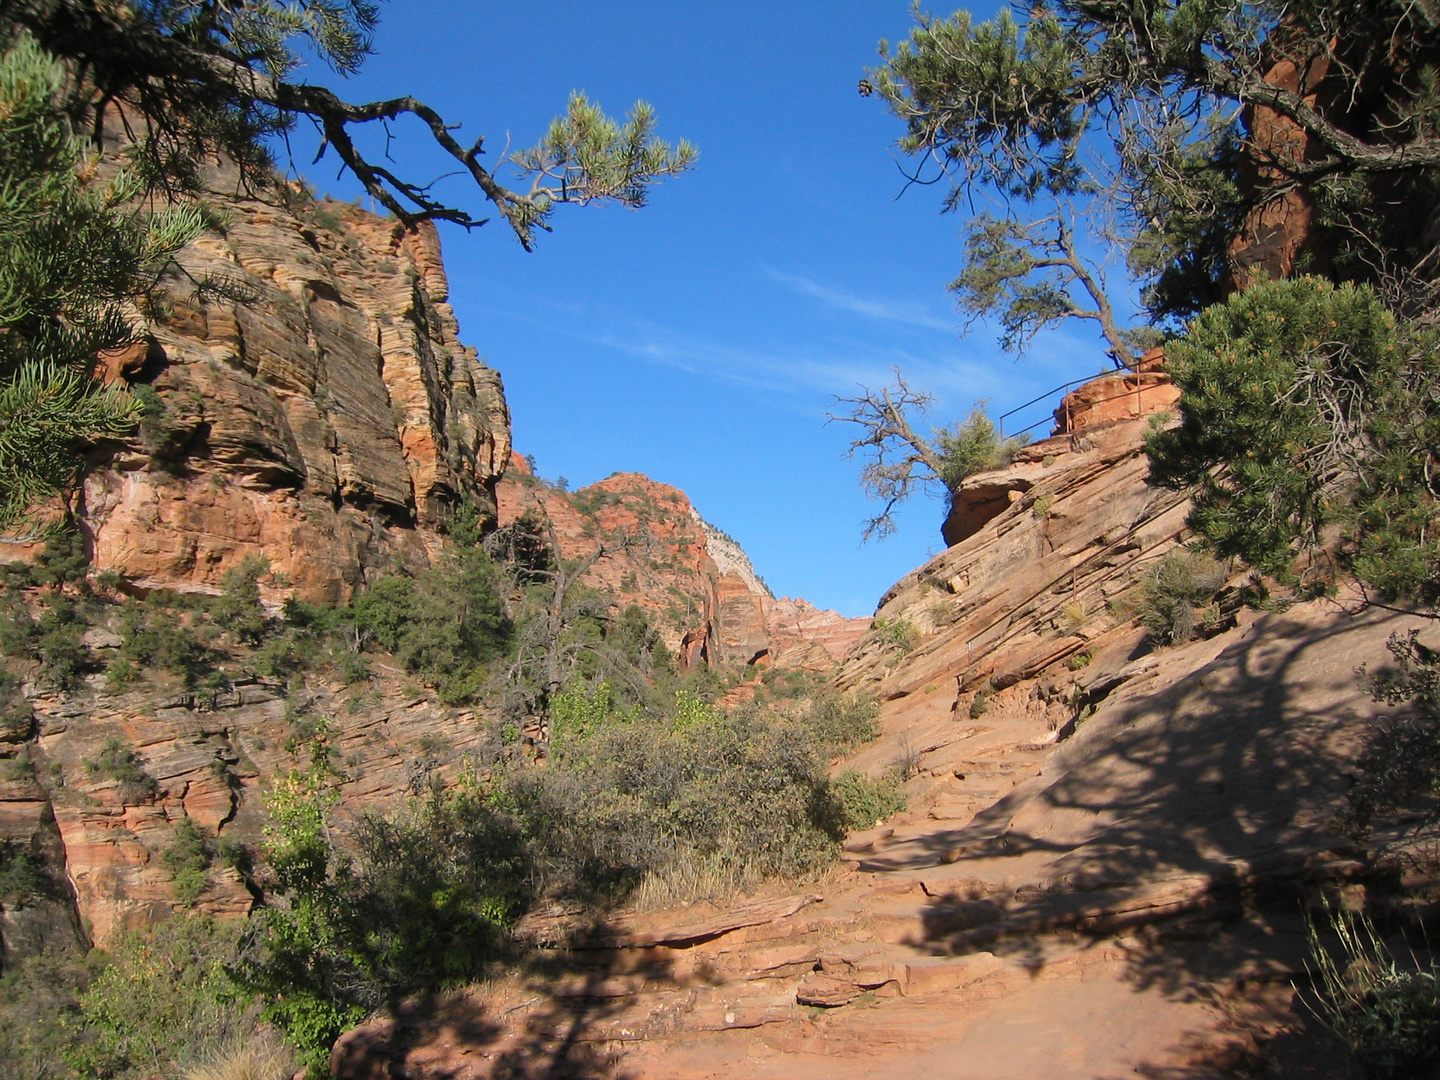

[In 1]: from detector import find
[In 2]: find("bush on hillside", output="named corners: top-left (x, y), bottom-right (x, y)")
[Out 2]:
top-left (0, 915), bottom-right (249, 1080)
top-left (517, 686), bottom-right (850, 902)
top-left (236, 744), bottom-right (528, 1077)
top-left (826, 769), bottom-right (907, 832)
top-left (86, 737), bottom-right (157, 803)
top-left (209, 557), bottom-right (273, 647)
top-left (1306, 903), bottom-right (1440, 1079)
top-left (118, 600), bottom-right (217, 688)
top-left (1137, 549), bottom-right (1226, 646)
top-left (1148, 277), bottom-right (1440, 602)
top-left (935, 406), bottom-right (1030, 488)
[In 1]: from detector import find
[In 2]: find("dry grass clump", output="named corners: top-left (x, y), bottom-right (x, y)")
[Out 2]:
top-left (184, 1032), bottom-right (293, 1080)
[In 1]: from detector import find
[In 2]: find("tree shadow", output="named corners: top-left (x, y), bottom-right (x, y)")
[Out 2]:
top-left (332, 912), bottom-right (696, 1079)
top-left (894, 603), bottom-right (1436, 1069)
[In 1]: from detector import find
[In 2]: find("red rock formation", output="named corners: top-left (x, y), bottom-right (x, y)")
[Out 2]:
top-left (3, 194), bottom-right (511, 605)
top-left (943, 358), bottom-right (1178, 548)
top-left (764, 596), bottom-right (870, 669)
top-left (871, 408), bottom-right (1194, 704)
top-left (0, 667), bottom-right (502, 950)
top-left (497, 461), bottom-right (867, 669)
top-left (1050, 348), bottom-right (1178, 437)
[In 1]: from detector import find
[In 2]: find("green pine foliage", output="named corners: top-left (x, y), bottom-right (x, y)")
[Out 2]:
top-left (1147, 277), bottom-right (1440, 603)
top-left (0, 34), bottom-right (203, 531)
top-left (868, 0), bottom-right (1440, 338)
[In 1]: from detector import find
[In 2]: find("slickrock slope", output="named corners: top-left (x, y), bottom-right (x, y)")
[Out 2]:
top-left (64, 191), bottom-right (509, 604)
top-left (497, 459), bottom-right (867, 668)
top-left (338, 372), bottom-right (1436, 1079)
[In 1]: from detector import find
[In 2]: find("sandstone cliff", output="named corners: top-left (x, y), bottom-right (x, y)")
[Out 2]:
top-left (38, 190), bottom-right (511, 604)
top-left (496, 459), bottom-right (868, 670)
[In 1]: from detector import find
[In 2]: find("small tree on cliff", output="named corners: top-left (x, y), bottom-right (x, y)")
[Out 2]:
top-left (829, 371), bottom-right (1027, 539)
top-left (864, 0), bottom-right (1440, 352)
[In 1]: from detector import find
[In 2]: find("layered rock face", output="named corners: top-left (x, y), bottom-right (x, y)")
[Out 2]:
top-left (496, 461), bottom-right (867, 669)
top-left (64, 191), bottom-right (511, 604)
top-left (856, 385), bottom-right (1187, 704)
top-left (0, 662), bottom-right (500, 958)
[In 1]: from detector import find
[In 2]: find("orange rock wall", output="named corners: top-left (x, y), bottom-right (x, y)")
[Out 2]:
top-left (47, 192), bottom-right (511, 604)
top-left (497, 464), bottom-right (867, 669)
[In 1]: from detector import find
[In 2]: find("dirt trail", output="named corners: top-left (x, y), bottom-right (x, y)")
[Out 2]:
top-left (337, 593), bottom-right (1425, 1079)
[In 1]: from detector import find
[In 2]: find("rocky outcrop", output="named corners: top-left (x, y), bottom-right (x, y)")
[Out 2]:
top-left (916, 417), bottom-right (1191, 704)
top-left (496, 461), bottom-right (867, 669)
top-left (942, 353), bottom-right (1176, 548)
top-left (16, 190), bottom-right (511, 605)
top-left (0, 659), bottom-right (500, 955)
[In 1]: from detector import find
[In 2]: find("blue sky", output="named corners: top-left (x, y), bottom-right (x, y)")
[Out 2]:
top-left (284, 0), bottom-right (1129, 616)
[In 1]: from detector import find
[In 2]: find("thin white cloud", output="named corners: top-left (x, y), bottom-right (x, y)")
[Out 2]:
top-left (470, 289), bottom-right (1108, 431)
top-left (763, 268), bottom-right (958, 333)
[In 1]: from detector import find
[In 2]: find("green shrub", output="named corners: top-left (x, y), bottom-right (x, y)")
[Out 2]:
top-left (33, 527), bottom-right (89, 589)
top-left (236, 754), bottom-right (525, 1076)
top-left (797, 692), bottom-right (880, 756)
top-left (69, 916), bottom-right (249, 1080)
top-left (826, 770), bottom-right (907, 832)
top-left (105, 656), bottom-right (140, 690)
top-left (34, 594), bottom-right (88, 689)
top-left (0, 838), bottom-right (46, 903)
top-left (935, 406), bottom-right (1030, 488)
top-left (351, 575), bottom-right (415, 653)
top-left (1137, 549), bottom-right (1226, 646)
top-left (873, 616), bottom-right (918, 654)
top-left (0, 945), bottom-right (100, 1080)
top-left (1148, 277), bottom-right (1440, 602)
top-left (209, 556), bottom-right (272, 646)
top-left (1306, 903), bottom-right (1440, 1079)
top-left (0, 597), bottom-right (34, 656)
top-left (118, 599), bottom-right (216, 687)
top-left (352, 553), bottom-right (510, 702)
top-left (86, 737), bottom-right (157, 803)
top-left (310, 204), bottom-right (344, 232)
top-left (515, 692), bottom-right (845, 902)
top-left (161, 817), bottom-right (213, 906)
top-left (969, 688), bottom-right (990, 718)
top-left (1, 746), bottom-right (37, 782)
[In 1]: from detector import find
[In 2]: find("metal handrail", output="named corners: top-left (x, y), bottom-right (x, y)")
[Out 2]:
top-left (996, 370), bottom-right (1109, 438)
